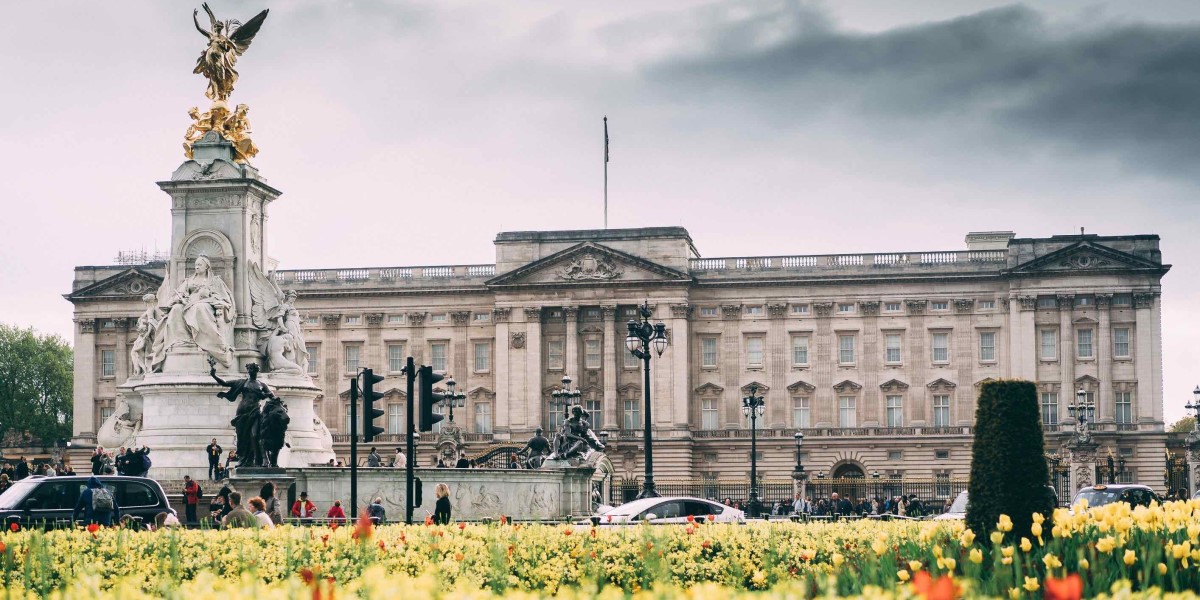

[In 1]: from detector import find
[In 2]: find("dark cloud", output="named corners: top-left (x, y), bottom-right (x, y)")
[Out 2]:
top-left (649, 4), bottom-right (1200, 179)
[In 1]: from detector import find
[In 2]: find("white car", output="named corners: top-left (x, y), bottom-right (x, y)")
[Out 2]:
top-left (588, 496), bottom-right (745, 525)
top-left (934, 491), bottom-right (968, 521)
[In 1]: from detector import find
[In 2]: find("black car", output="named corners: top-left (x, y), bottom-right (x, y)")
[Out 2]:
top-left (1071, 484), bottom-right (1160, 509)
top-left (0, 475), bottom-right (175, 529)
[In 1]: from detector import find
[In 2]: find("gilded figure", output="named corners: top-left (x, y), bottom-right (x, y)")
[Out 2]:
top-left (193, 4), bottom-right (269, 102)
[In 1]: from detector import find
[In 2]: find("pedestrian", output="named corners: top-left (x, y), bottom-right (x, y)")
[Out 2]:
top-left (291, 491), bottom-right (316, 522)
top-left (73, 476), bottom-right (119, 526)
top-left (225, 450), bottom-right (238, 475)
top-left (44, 463), bottom-right (57, 477)
top-left (221, 491), bottom-right (261, 529)
top-left (0, 474), bottom-right (9, 495)
top-left (393, 448), bottom-right (406, 468)
top-left (367, 496), bottom-right (386, 524)
top-left (137, 447), bottom-right (152, 477)
top-left (206, 438), bottom-right (223, 480)
top-left (154, 511), bottom-right (182, 530)
top-left (100, 450), bottom-right (114, 475)
top-left (208, 495), bottom-right (226, 526)
top-left (326, 499), bottom-right (346, 526)
top-left (260, 482), bottom-right (283, 525)
top-left (366, 447), bottom-right (382, 468)
top-left (433, 483), bottom-right (451, 525)
top-left (91, 447), bottom-right (105, 475)
top-left (455, 452), bottom-right (470, 469)
top-left (182, 475), bottom-right (202, 525)
top-left (14, 457), bottom-right (28, 480)
top-left (248, 496), bottom-right (274, 529)
top-left (215, 485), bottom-right (234, 521)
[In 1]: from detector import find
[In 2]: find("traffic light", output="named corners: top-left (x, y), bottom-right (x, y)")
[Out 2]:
top-left (361, 368), bottom-right (385, 443)
top-left (413, 477), bottom-right (423, 507)
top-left (418, 365), bottom-right (445, 432)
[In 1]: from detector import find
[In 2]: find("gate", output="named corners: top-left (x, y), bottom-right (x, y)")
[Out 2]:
top-left (1166, 453), bottom-right (1190, 496)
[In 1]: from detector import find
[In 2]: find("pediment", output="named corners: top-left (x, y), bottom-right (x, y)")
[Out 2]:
top-left (1074, 375), bottom-right (1099, 386)
top-left (879, 379), bottom-right (910, 392)
top-left (1009, 241), bottom-right (1163, 275)
top-left (927, 378), bottom-right (957, 390)
top-left (694, 382), bottom-right (725, 396)
top-left (740, 381), bottom-right (769, 394)
top-left (787, 380), bottom-right (816, 394)
top-left (486, 242), bottom-right (691, 288)
top-left (973, 377), bottom-right (998, 389)
top-left (340, 386), bottom-right (407, 400)
top-left (67, 268), bottom-right (164, 301)
top-left (467, 386), bottom-right (494, 399)
top-left (617, 383), bottom-right (641, 397)
top-left (832, 380), bottom-right (862, 393)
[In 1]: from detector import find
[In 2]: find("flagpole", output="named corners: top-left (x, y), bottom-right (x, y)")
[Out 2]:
top-left (604, 116), bottom-right (609, 230)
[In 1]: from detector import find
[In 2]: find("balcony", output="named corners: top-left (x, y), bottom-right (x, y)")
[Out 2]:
top-left (691, 426), bottom-right (973, 439)
top-left (689, 250), bottom-right (1007, 280)
top-left (274, 264), bottom-right (496, 290)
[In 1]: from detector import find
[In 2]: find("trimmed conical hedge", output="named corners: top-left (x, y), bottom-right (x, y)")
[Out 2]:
top-left (966, 379), bottom-right (1054, 539)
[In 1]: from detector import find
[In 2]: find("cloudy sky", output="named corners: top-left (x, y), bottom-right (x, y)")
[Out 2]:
top-left (2, 1), bottom-right (1197, 423)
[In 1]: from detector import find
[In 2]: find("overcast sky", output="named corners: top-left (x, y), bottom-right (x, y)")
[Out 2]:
top-left (2, 1), bottom-right (1197, 423)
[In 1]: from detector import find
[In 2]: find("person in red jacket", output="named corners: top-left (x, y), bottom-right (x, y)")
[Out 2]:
top-left (325, 499), bottom-right (346, 526)
top-left (291, 491), bottom-right (316, 522)
top-left (182, 475), bottom-right (202, 525)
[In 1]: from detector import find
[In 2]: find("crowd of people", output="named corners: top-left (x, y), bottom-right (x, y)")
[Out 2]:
top-left (88, 446), bottom-right (153, 476)
top-left (0, 456), bottom-right (78, 489)
top-left (720, 492), bottom-right (944, 518)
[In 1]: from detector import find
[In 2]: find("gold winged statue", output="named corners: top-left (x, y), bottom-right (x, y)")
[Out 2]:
top-left (193, 3), bottom-right (269, 102)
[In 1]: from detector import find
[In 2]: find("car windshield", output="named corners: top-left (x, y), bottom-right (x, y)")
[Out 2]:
top-left (1074, 489), bottom-right (1120, 507)
top-left (0, 480), bottom-right (39, 509)
top-left (948, 492), bottom-right (968, 514)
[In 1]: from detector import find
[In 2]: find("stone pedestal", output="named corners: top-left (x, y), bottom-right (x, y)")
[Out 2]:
top-left (1186, 432), bottom-right (1200, 497)
top-left (1066, 441), bottom-right (1099, 495)
top-left (227, 467), bottom-right (296, 506)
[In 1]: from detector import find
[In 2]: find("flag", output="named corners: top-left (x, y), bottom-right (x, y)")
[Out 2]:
top-left (604, 116), bottom-right (609, 163)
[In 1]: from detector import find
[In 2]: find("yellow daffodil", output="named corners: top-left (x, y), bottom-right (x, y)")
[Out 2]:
top-left (908, 560), bottom-right (923, 573)
top-left (871, 539), bottom-right (887, 556)
top-left (1032, 512), bottom-right (1045, 524)
top-left (1157, 563), bottom-right (1167, 575)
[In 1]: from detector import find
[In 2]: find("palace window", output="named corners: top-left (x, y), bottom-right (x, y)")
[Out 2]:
top-left (474, 403), bottom-right (492, 434)
top-left (473, 312), bottom-right (490, 322)
top-left (306, 345), bottom-right (319, 374)
top-left (792, 304), bottom-right (809, 315)
top-left (837, 303), bottom-right (855, 314)
top-left (1077, 329), bottom-right (1094, 359)
top-left (585, 398), bottom-right (601, 429)
top-left (474, 342), bottom-right (491, 373)
top-left (622, 399), bottom-right (640, 430)
top-left (1112, 294), bottom-right (1132, 307)
top-left (1041, 392), bottom-right (1059, 426)
top-left (430, 342), bottom-right (447, 372)
top-left (100, 350), bottom-right (115, 378)
top-left (430, 403), bottom-right (444, 434)
top-left (792, 336), bottom-right (809, 366)
top-left (701, 398), bottom-right (719, 430)
top-left (699, 307), bottom-right (718, 317)
top-left (793, 397), bottom-right (810, 428)
top-left (838, 335), bottom-right (856, 364)
top-left (931, 332), bottom-right (950, 364)
top-left (932, 395), bottom-right (951, 427)
top-left (746, 337), bottom-right (764, 367)
top-left (100, 406), bottom-right (114, 424)
top-left (838, 396), bottom-right (857, 428)
top-left (387, 315), bottom-right (404, 324)
top-left (888, 450), bottom-right (903, 461)
top-left (1040, 330), bottom-right (1057, 360)
top-left (1038, 297), bottom-right (1058, 309)
top-left (624, 343), bottom-right (639, 369)
top-left (886, 395), bottom-right (903, 427)
top-left (931, 301), bottom-right (949, 311)
top-left (746, 306), bottom-right (764, 316)
top-left (584, 339), bottom-right (601, 370)
top-left (343, 345), bottom-right (360, 373)
top-left (547, 339), bottom-right (564, 371)
top-left (388, 343), bottom-right (406, 373)
top-left (885, 334), bottom-right (902, 364)
top-left (429, 314), bottom-right (447, 324)
top-left (979, 332), bottom-right (996, 362)
top-left (1115, 392), bottom-right (1133, 424)
top-left (884, 302), bottom-right (902, 312)
top-left (387, 403), bottom-right (404, 435)
top-left (978, 300), bottom-right (995, 310)
top-left (305, 316), bottom-right (319, 325)
top-left (936, 473), bottom-right (952, 497)
top-left (1113, 328), bottom-right (1131, 358)
top-left (1076, 296), bottom-right (1093, 307)
top-left (345, 315), bottom-right (361, 325)
top-left (699, 338), bottom-right (718, 368)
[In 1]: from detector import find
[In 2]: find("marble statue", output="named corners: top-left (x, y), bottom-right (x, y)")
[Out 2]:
top-left (547, 406), bottom-right (605, 462)
top-left (247, 263), bottom-right (307, 374)
top-left (96, 398), bottom-right (142, 449)
top-left (151, 255), bottom-right (235, 370)
top-left (192, 4), bottom-right (269, 102)
top-left (209, 360), bottom-right (273, 467)
top-left (129, 293), bottom-right (164, 377)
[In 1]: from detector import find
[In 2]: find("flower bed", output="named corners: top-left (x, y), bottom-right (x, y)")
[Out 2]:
top-left (1, 500), bottom-right (1198, 599)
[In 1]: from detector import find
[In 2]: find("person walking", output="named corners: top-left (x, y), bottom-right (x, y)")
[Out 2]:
top-left (433, 483), bottom-right (452, 525)
top-left (393, 448), bottom-right (406, 468)
top-left (367, 496), bottom-right (386, 524)
top-left (326, 499), bottom-right (346, 525)
top-left (260, 482), bottom-right (283, 525)
top-left (73, 476), bottom-right (119, 526)
top-left (366, 447), bottom-right (382, 468)
top-left (248, 497), bottom-right (274, 529)
top-left (291, 491), bottom-right (317, 523)
top-left (182, 475), bottom-right (202, 525)
top-left (206, 438), bottom-right (223, 480)
top-left (222, 491), bottom-right (261, 529)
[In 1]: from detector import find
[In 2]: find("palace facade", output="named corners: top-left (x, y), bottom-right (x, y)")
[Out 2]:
top-left (67, 227), bottom-right (1171, 495)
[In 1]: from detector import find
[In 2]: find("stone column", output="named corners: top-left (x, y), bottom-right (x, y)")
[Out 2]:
top-left (523, 307), bottom-right (543, 430)
top-left (72, 318), bottom-right (98, 440)
top-left (1095, 295), bottom-right (1114, 423)
top-left (720, 304), bottom-right (742, 426)
top-left (451, 311), bottom-right (471, 380)
top-left (365, 313), bottom-right (384, 373)
top-left (113, 318), bottom-right (131, 383)
top-left (1013, 296), bottom-right (1038, 381)
top-left (493, 307), bottom-right (512, 437)
top-left (905, 300), bottom-right (927, 424)
top-left (563, 306), bottom-right (579, 379)
top-left (320, 314), bottom-right (342, 428)
top-left (1133, 293), bottom-right (1163, 425)
top-left (1057, 295), bottom-right (1076, 410)
top-left (858, 302), bottom-right (881, 427)
top-left (669, 303), bottom-right (693, 430)
top-left (953, 299), bottom-right (975, 426)
top-left (601, 306), bottom-right (619, 431)
top-left (812, 303), bottom-right (835, 427)
top-left (767, 303), bottom-right (788, 428)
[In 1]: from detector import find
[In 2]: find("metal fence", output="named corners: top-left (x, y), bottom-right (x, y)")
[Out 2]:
top-left (611, 477), bottom-right (969, 510)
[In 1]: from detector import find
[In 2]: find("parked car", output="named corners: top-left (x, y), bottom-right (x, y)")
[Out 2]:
top-left (933, 486), bottom-right (1059, 521)
top-left (584, 496), bottom-right (744, 525)
top-left (1071, 484), bottom-right (1160, 509)
top-left (0, 475), bottom-right (175, 529)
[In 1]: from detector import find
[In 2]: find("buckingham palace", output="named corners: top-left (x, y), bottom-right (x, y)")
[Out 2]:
top-left (67, 226), bottom-right (1172, 496)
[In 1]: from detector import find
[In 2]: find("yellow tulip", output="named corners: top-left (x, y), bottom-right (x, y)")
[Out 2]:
top-left (832, 553), bottom-right (845, 567)
top-left (1157, 563), bottom-right (1167, 575)
top-left (1023, 576), bottom-right (1039, 592)
top-left (1041, 553), bottom-right (1061, 569)
top-left (1123, 549), bottom-right (1137, 566)
top-left (1002, 546), bottom-right (1014, 558)
top-left (969, 548), bottom-right (983, 564)
top-left (1079, 558), bottom-right (1089, 570)
top-left (991, 531), bottom-right (1005, 545)
top-left (1019, 538), bottom-right (1032, 553)
top-left (1032, 512), bottom-right (1045, 524)
top-left (871, 540), bottom-right (887, 556)
top-left (1030, 522), bottom-right (1042, 538)
top-left (908, 560), bottom-right (923, 573)
top-left (1008, 588), bottom-right (1021, 600)
top-left (998, 515), bottom-right (1014, 533)
top-left (897, 570), bottom-right (910, 582)
top-left (960, 529), bottom-right (976, 547)
top-left (1097, 536), bottom-right (1116, 554)
top-left (942, 557), bottom-right (956, 572)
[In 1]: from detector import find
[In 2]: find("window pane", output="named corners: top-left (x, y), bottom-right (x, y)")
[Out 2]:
top-left (101, 350), bottom-right (115, 377)
top-left (547, 339), bottom-right (564, 370)
top-left (388, 344), bottom-right (405, 372)
top-left (623, 399), bottom-right (640, 429)
top-left (1040, 330), bottom-right (1057, 360)
top-left (793, 397), bottom-right (810, 428)
top-left (838, 396), bottom-right (856, 428)
top-left (624, 344), bottom-right (640, 368)
top-left (932, 333), bottom-right (949, 363)
top-left (430, 343), bottom-right (447, 372)
top-left (932, 395), bottom-right (950, 427)
top-left (1113, 328), bottom-right (1130, 357)
top-left (792, 337), bottom-right (808, 365)
top-left (979, 332), bottom-right (996, 362)
top-left (746, 338), bottom-right (763, 366)
top-left (1115, 392), bottom-right (1132, 424)
top-left (701, 338), bottom-right (718, 368)
top-left (701, 398), bottom-right (718, 430)
top-left (1041, 393), bottom-right (1059, 426)
top-left (1077, 329), bottom-right (1093, 358)
top-left (388, 403), bottom-right (403, 434)
top-left (585, 339), bottom-right (601, 369)
top-left (885, 334), bottom-right (901, 363)
top-left (886, 395), bottom-right (903, 427)
top-left (306, 345), bottom-right (319, 374)
top-left (474, 403), bottom-right (492, 434)
top-left (838, 335), bottom-right (855, 364)
top-left (344, 345), bottom-right (360, 372)
top-left (585, 399), bottom-right (601, 429)
top-left (474, 342), bottom-right (490, 372)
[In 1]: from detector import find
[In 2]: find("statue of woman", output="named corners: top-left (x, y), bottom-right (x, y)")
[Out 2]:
top-left (192, 4), bottom-right (269, 102)
top-left (151, 255), bottom-right (235, 370)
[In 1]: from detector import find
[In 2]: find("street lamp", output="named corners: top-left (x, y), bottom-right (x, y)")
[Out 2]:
top-left (872, 470), bottom-right (881, 501)
top-left (443, 376), bottom-right (466, 423)
top-left (792, 432), bottom-right (805, 477)
top-left (625, 302), bottom-right (669, 499)
top-left (550, 374), bottom-right (582, 431)
top-left (1185, 386), bottom-right (1200, 431)
top-left (1067, 388), bottom-right (1096, 434)
top-left (742, 383), bottom-right (766, 518)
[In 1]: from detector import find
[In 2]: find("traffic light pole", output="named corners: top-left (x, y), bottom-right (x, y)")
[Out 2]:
top-left (405, 356), bottom-right (416, 524)
top-left (349, 376), bottom-right (359, 519)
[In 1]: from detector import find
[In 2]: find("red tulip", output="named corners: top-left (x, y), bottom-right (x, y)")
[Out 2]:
top-left (1045, 574), bottom-right (1083, 600)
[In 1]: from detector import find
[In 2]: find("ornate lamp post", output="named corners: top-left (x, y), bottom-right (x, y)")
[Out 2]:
top-left (1185, 386), bottom-right (1200, 430)
top-left (625, 302), bottom-right (669, 499)
top-left (742, 383), bottom-right (766, 518)
top-left (871, 470), bottom-right (881, 501)
top-left (443, 376), bottom-right (466, 423)
top-left (792, 432), bottom-right (806, 490)
top-left (550, 374), bottom-right (582, 431)
top-left (1067, 388), bottom-right (1096, 434)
